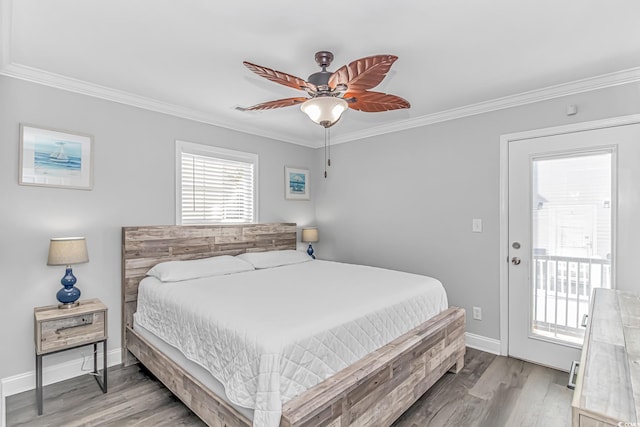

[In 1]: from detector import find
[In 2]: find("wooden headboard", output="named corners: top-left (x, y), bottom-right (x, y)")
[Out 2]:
top-left (121, 223), bottom-right (297, 363)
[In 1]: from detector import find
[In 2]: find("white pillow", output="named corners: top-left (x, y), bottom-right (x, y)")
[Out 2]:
top-left (146, 255), bottom-right (254, 282)
top-left (236, 250), bottom-right (312, 269)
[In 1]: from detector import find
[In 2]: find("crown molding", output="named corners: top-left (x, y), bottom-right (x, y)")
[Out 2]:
top-left (0, 62), bottom-right (320, 148)
top-left (331, 66), bottom-right (640, 145)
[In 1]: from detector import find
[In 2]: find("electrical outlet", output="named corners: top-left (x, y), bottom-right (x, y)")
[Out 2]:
top-left (472, 306), bottom-right (482, 320)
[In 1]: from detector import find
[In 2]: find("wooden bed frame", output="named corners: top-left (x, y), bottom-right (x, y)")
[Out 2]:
top-left (122, 223), bottom-right (466, 427)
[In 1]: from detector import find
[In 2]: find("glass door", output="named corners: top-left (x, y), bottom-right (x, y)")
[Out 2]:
top-left (531, 152), bottom-right (612, 346)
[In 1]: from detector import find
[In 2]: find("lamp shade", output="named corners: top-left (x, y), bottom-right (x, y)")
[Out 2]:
top-left (301, 228), bottom-right (319, 243)
top-left (47, 237), bottom-right (89, 266)
top-left (300, 97), bottom-right (348, 128)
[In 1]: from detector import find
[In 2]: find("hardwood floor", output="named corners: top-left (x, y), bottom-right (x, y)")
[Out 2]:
top-left (392, 348), bottom-right (572, 427)
top-left (6, 348), bottom-right (572, 427)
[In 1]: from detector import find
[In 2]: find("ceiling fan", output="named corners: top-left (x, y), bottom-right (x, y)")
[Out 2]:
top-left (239, 51), bottom-right (410, 128)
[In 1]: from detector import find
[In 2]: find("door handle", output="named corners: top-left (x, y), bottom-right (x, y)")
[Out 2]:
top-left (511, 257), bottom-right (521, 265)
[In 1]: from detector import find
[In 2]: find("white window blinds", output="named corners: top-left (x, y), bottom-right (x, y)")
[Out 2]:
top-left (176, 141), bottom-right (258, 224)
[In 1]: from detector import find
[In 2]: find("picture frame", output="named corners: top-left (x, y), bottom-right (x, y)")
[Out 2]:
top-left (284, 166), bottom-right (309, 200)
top-left (19, 124), bottom-right (94, 190)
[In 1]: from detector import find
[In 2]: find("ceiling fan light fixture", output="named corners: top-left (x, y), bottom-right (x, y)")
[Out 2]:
top-left (300, 97), bottom-right (348, 128)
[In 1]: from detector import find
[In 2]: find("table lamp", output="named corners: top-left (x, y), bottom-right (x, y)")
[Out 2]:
top-left (47, 237), bottom-right (89, 309)
top-left (301, 227), bottom-right (318, 259)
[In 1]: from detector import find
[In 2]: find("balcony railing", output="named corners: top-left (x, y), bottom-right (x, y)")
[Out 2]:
top-left (532, 255), bottom-right (611, 344)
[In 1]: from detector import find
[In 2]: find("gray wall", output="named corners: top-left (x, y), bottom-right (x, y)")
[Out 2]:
top-left (0, 76), bottom-right (316, 380)
top-left (314, 82), bottom-right (640, 340)
top-left (2, 74), bottom-right (639, 383)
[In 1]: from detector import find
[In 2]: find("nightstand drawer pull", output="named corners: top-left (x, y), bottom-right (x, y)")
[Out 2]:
top-left (55, 316), bottom-right (94, 334)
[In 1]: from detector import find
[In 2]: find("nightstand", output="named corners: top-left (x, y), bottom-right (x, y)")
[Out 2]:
top-left (34, 298), bottom-right (108, 415)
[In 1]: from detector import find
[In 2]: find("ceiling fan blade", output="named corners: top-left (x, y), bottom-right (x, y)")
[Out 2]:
top-left (328, 55), bottom-right (398, 91)
top-left (345, 91), bottom-right (410, 112)
top-left (243, 61), bottom-right (317, 92)
top-left (241, 97), bottom-right (309, 111)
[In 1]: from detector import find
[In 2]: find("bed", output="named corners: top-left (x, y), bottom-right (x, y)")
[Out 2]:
top-left (122, 223), bottom-right (465, 427)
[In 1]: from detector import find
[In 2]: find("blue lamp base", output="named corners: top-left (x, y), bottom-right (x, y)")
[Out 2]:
top-left (57, 266), bottom-right (81, 309)
top-left (306, 243), bottom-right (316, 259)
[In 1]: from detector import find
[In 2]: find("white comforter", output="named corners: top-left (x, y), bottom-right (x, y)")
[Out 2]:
top-left (134, 260), bottom-right (448, 427)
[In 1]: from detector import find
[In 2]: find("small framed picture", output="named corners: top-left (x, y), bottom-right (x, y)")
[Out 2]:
top-left (284, 166), bottom-right (309, 200)
top-left (19, 124), bottom-right (94, 190)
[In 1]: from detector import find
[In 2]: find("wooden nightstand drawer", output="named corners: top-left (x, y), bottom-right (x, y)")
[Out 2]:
top-left (38, 311), bottom-right (106, 353)
top-left (34, 298), bottom-right (108, 355)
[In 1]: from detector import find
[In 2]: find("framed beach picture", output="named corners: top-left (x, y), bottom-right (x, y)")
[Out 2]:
top-left (19, 124), bottom-right (94, 190)
top-left (284, 166), bottom-right (309, 200)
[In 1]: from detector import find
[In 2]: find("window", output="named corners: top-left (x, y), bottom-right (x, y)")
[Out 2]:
top-left (176, 141), bottom-right (258, 224)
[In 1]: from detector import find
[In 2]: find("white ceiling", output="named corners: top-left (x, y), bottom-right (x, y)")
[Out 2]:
top-left (2, 0), bottom-right (640, 148)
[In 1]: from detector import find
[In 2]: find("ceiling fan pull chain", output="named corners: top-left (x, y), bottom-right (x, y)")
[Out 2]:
top-left (327, 127), bottom-right (331, 167)
top-left (324, 127), bottom-right (328, 178)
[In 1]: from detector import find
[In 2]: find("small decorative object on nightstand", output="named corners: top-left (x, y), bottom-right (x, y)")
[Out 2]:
top-left (34, 298), bottom-right (107, 415)
top-left (47, 237), bottom-right (89, 308)
top-left (302, 227), bottom-right (318, 259)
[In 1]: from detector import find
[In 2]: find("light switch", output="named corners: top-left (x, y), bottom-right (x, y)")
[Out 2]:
top-left (472, 218), bottom-right (483, 233)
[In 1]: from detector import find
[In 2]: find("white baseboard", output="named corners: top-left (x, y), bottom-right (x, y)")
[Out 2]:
top-left (1, 348), bottom-right (121, 427)
top-left (465, 332), bottom-right (502, 355)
